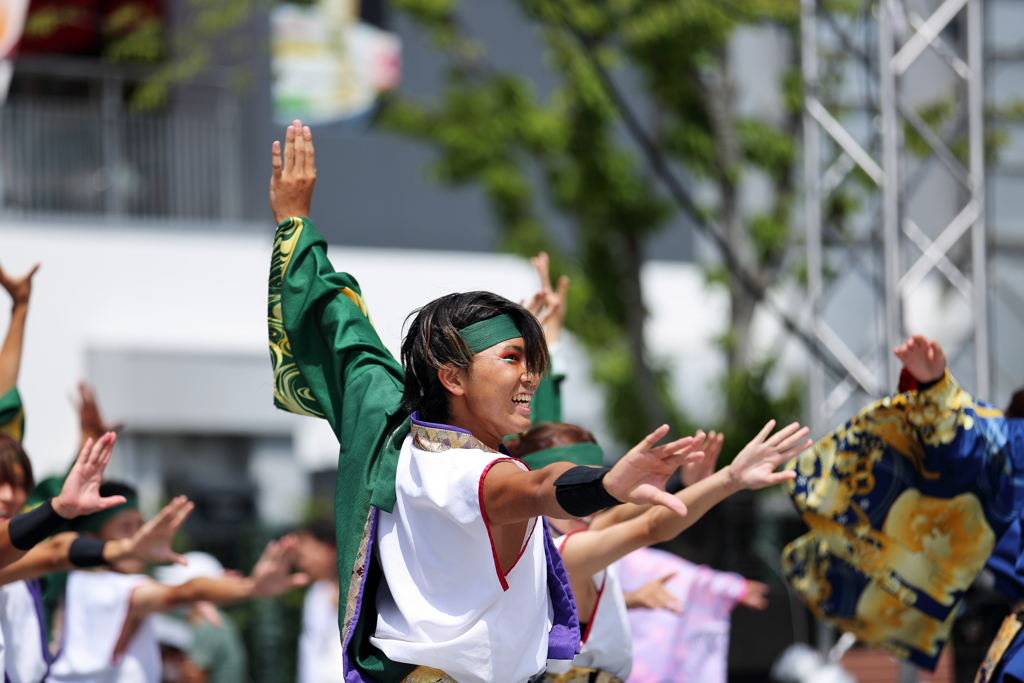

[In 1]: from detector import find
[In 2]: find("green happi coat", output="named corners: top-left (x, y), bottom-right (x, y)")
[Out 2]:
top-left (268, 217), bottom-right (416, 682)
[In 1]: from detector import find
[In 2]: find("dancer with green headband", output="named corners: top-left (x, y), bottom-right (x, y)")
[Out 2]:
top-left (266, 121), bottom-right (746, 683)
top-left (506, 259), bottom-right (802, 683)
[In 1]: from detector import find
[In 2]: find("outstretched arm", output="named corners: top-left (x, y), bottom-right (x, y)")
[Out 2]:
top-left (0, 262), bottom-right (39, 398)
top-left (560, 421), bottom-right (810, 580)
top-left (0, 496), bottom-right (194, 586)
top-left (126, 534), bottom-right (308, 616)
top-left (0, 432), bottom-right (124, 567)
top-left (587, 432), bottom-right (724, 531)
top-left (117, 535), bottom-right (307, 658)
top-left (483, 424), bottom-right (703, 526)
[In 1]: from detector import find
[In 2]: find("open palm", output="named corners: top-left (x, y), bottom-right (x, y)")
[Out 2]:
top-left (682, 431), bottom-right (724, 486)
top-left (603, 425), bottom-right (704, 517)
top-left (53, 432), bottom-right (125, 519)
top-left (250, 535), bottom-right (309, 598)
top-left (727, 420), bottom-right (811, 491)
top-left (894, 334), bottom-right (946, 383)
top-left (126, 496), bottom-right (194, 565)
top-left (0, 263), bottom-right (39, 306)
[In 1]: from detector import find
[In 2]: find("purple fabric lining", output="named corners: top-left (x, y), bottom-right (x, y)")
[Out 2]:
top-left (27, 579), bottom-right (51, 666)
top-left (409, 413), bottom-right (474, 436)
top-left (341, 428), bottom-right (581, 680)
top-left (343, 508), bottom-right (379, 683)
top-left (542, 518), bottom-right (582, 660)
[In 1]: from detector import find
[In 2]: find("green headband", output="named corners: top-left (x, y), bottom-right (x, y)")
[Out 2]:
top-left (520, 442), bottom-right (605, 470)
top-left (70, 494), bottom-right (140, 533)
top-left (458, 314), bottom-right (523, 355)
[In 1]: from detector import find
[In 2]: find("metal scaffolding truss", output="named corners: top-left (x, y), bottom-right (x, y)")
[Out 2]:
top-left (802, 0), bottom-right (988, 433)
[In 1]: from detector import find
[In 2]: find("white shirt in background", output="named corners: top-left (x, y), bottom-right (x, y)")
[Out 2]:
top-left (46, 571), bottom-right (160, 683)
top-left (297, 579), bottom-right (345, 683)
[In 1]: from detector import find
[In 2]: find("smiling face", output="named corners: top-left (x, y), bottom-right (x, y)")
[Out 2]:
top-left (441, 338), bottom-right (537, 449)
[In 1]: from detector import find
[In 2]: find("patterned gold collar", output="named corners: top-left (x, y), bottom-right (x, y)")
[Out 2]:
top-left (410, 420), bottom-right (498, 454)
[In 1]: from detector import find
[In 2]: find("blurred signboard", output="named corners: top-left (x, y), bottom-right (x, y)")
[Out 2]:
top-left (0, 0), bottom-right (29, 101)
top-left (271, 0), bottom-right (400, 127)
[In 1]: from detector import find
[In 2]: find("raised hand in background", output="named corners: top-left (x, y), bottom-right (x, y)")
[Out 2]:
top-left (524, 252), bottom-right (570, 345)
top-left (0, 262), bottom-right (39, 397)
top-left (74, 382), bottom-right (124, 452)
top-left (894, 334), bottom-right (947, 384)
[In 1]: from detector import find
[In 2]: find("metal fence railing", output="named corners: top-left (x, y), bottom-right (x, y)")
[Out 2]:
top-left (0, 61), bottom-right (243, 221)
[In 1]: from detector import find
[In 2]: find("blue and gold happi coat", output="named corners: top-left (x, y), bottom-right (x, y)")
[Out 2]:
top-left (783, 370), bottom-right (1024, 670)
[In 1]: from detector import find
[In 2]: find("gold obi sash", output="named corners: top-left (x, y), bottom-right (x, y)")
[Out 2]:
top-left (400, 667), bottom-right (458, 683)
top-left (541, 668), bottom-right (624, 683)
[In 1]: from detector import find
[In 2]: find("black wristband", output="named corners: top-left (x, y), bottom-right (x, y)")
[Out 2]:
top-left (68, 536), bottom-right (110, 568)
top-left (553, 466), bottom-right (623, 518)
top-left (8, 499), bottom-right (65, 550)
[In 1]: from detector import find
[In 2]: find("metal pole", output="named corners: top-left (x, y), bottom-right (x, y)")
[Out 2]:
top-left (803, 0), bottom-right (825, 435)
top-left (967, 0), bottom-right (989, 397)
top-left (880, 0), bottom-right (903, 390)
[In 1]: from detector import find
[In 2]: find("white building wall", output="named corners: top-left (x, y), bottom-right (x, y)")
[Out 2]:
top-left (0, 219), bottom-right (732, 483)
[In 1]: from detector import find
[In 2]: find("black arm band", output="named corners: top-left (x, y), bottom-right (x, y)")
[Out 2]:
top-left (8, 499), bottom-right (65, 550)
top-left (553, 466), bottom-right (623, 518)
top-left (68, 536), bottom-right (110, 568)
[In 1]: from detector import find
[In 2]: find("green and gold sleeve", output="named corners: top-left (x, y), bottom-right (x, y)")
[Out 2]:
top-left (268, 217), bottom-right (405, 436)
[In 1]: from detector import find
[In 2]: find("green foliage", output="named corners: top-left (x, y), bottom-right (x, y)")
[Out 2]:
top-left (385, 0), bottom-right (809, 443)
top-left (104, 4), bottom-right (165, 62)
top-left (738, 118), bottom-right (796, 182)
top-left (715, 361), bottom-right (803, 466)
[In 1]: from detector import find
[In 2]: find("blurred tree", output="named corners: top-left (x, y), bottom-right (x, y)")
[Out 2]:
top-left (384, 0), bottom-right (807, 452)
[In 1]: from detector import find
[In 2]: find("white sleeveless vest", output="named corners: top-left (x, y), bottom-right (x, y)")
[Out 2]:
top-left (371, 431), bottom-right (552, 683)
top-left (46, 571), bottom-right (160, 683)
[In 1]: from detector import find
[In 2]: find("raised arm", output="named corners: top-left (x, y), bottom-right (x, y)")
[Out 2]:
top-left (892, 334), bottom-right (967, 413)
top-left (0, 262), bottom-right (39, 398)
top-left (74, 383), bottom-right (124, 453)
top-left (267, 120), bottom-right (404, 435)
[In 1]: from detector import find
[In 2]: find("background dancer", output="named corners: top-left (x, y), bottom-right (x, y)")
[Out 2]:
top-left (155, 552), bottom-right (251, 683)
top-left (784, 334), bottom-right (1024, 671)
top-left (294, 519), bottom-right (343, 683)
top-left (268, 120), bottom-right (712, 683)
top-left (508, 420), bottom-right (805, 683)
top-left (46, 484), bottom-right (308, 683)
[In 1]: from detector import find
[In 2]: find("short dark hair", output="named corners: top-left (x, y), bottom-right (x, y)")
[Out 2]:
top-left (99, 481), bottom-right (138, 500)
top-left (505, 422), bottom-right (597, 457)
top-left (1007, 388), bottom-right (1024, 418)
top-left (299, 518), bottom-right (336, 547)
top-left (400, 291), bottom-right (549, 423)
top-left (0, 434), bottom-right (33, 495)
